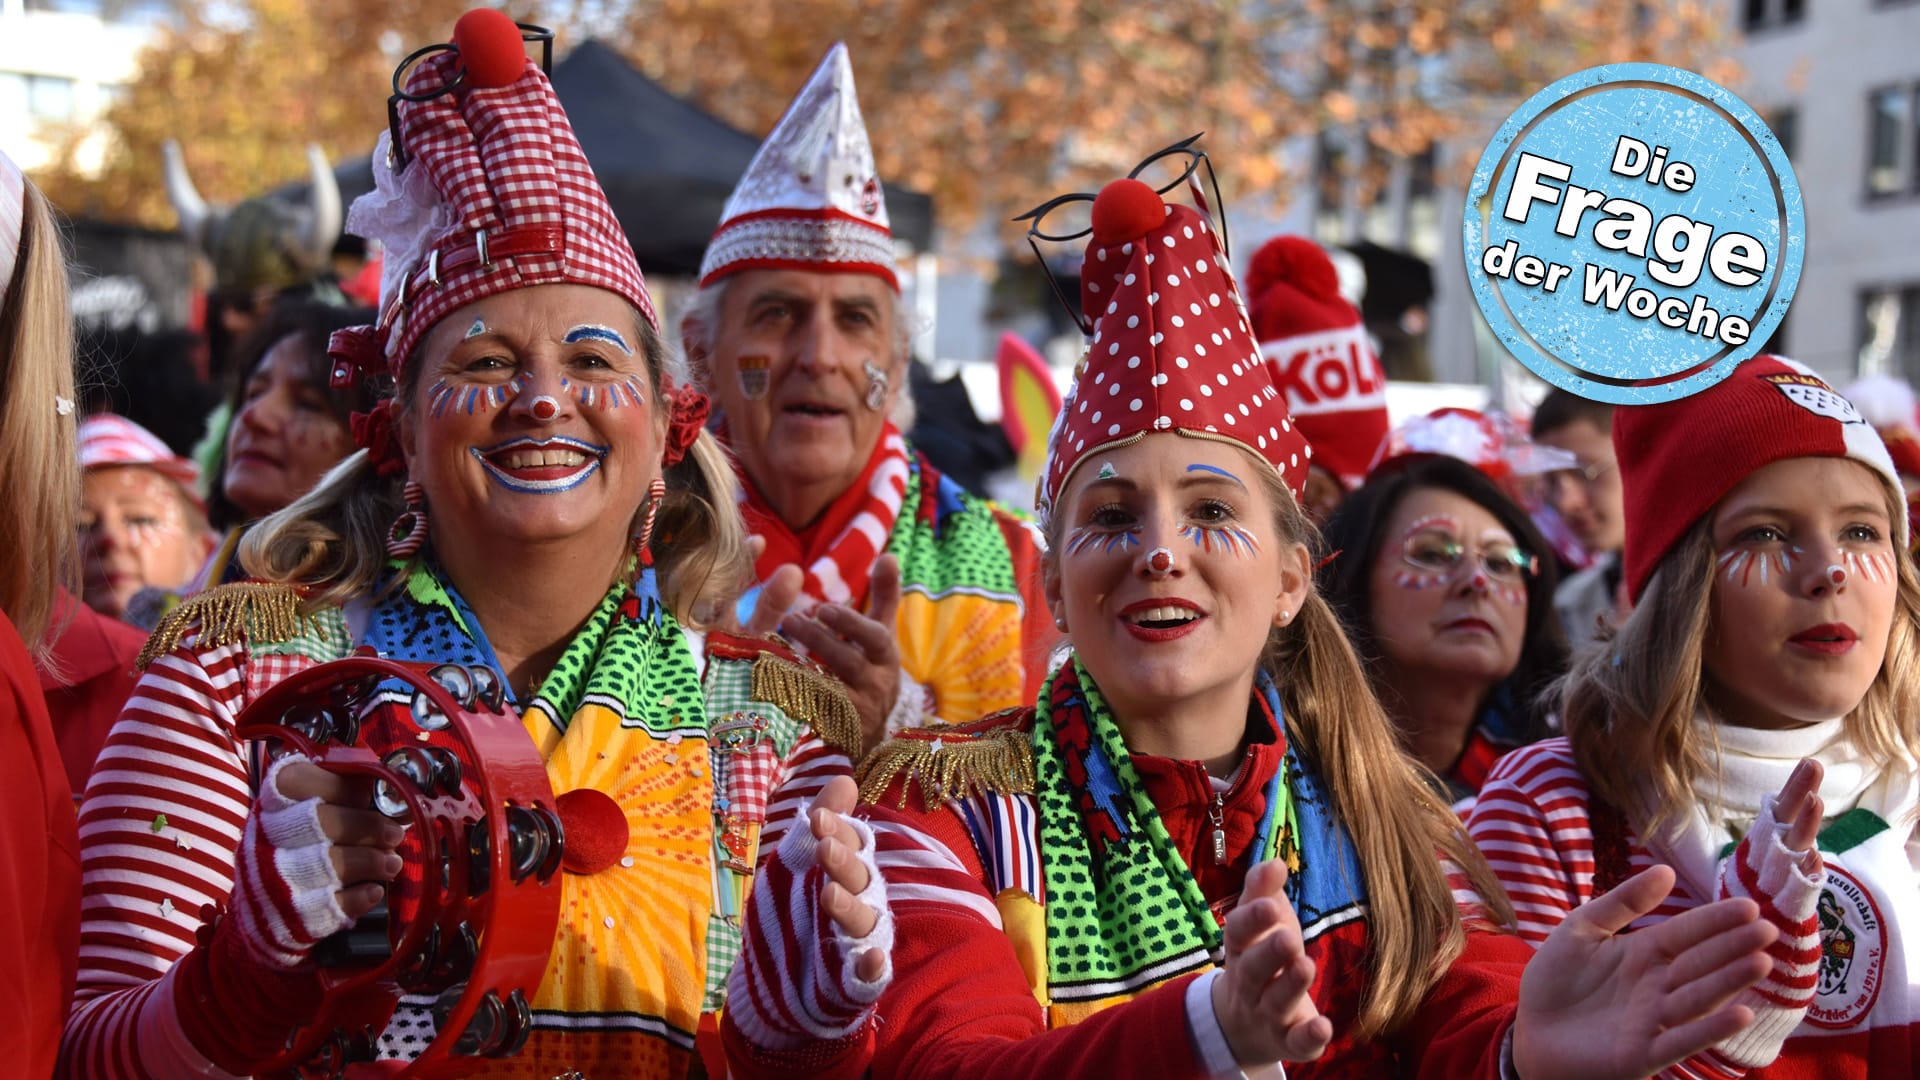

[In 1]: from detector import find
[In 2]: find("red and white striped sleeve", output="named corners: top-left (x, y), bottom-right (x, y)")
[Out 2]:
top-left (62, 643), bottom-right (254, 1075)
top-left (1462, 739), bottom-right (1597, 945)
top-left (725, 805), bottom-right (894, 1060)
top-left (760, 732), bottom-right (853, 860)
top-left (59, 642), bottom-right (330, 1078)
top-left (1711, 795), bottom-right (1822, 1069)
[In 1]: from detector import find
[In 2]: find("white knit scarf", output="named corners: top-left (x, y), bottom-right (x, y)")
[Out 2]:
top-left (1652, 711), bottom-right (1917, 902)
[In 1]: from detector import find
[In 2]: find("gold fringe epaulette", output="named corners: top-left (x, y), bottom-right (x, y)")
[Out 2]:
top-left (751, 652), bottom-right (864, 761)
top-left (136, 582), bottom-right (312, 670)
top-left (856, 723), bottom-right (1036, 810)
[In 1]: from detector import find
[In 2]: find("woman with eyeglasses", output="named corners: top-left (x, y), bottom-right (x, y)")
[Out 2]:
top-left (1320, 455), bottom-right (1569, 807)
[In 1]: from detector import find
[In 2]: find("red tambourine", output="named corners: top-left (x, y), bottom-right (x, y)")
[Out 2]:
top-left (233, 651), bottom-right (564, 1078)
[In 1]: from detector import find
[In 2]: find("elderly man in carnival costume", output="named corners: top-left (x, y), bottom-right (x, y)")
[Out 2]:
top-left (682, 45), bottom-right (1054, 753)
top-left (61, 12), bottom-right (861, 1077)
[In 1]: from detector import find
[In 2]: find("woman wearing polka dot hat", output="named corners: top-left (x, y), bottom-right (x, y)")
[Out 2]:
top-left (61, 12), bottom-right (860, 1076)
top-left (721, 143), bottom-right (1785, 1078)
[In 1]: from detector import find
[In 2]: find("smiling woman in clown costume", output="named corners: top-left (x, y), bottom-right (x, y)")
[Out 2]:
top-left (59, 12), bottom-right (860, 1077)
top-left (718, 149), bottom-right (1789, 1078)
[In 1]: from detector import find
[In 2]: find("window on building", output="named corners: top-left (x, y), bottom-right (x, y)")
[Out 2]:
top-left (26, 75), bottom-right (76, 122)
top-left (1770, 105), bottom-right (1798, 163)
top-left (1742, 0), bottom-right (1806, 32)
top-left (1859, 284), bottom-right (1920, 379)
top-left (1867, 85), bottom-right (1915, 198)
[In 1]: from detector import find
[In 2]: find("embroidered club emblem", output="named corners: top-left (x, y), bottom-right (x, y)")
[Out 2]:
top-left (1808, 866), bottom-right (1886, 1028)
top-left (1764, 373), bottom-right (1865, 426)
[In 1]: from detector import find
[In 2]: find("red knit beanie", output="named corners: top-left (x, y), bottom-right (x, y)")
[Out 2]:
top-left (1615, 355), bottom-right (1905, 603)
top-left (1247, 235), bottom-right (1388, 489)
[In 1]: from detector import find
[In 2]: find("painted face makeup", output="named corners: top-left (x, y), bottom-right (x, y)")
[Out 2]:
top-left (469, 435), bottom-right (609, 494)
top-left (1185, 463), bottom-right (1244, 485)
top-left (464, 319), bottom-right (488, 340)
top-left (1717, 546), bottom-right (1799, 588)
top-left (1393, 515), bottom-right (1532, 605)
top-left (563, 375), bottom-right (648, 410)
top-left (563, 324), bottom-right (635, 355)
top-left (429, 372), bottom-right (532, 419)
top-left (1065, 523), bottom-right (1142, 558)
top-left (1180, 522), bottom-right (1259, 556)
top-left (1097, 461), bottom-right (1118, 480)
top-left (738, 355), bottom-right (771, 399)
top-left (862, 357), bottom-right (889, 412)
top-left (1844, 549), bottom-right (1893, 585)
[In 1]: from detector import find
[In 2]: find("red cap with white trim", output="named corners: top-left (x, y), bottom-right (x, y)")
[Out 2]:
top-left (1247, 235), bottom-right (1388, 489)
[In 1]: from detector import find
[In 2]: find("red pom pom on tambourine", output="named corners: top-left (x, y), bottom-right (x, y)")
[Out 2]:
top-left (453, 8), bottom-right (528, 89)
top-left (1091, 177), bottom-right (1166, 247)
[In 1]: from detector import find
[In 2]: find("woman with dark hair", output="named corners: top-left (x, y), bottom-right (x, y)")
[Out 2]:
top-left (170, 299), bottom-right (374, 602)
top-left (1320, 454), bottom-right (1568, 804)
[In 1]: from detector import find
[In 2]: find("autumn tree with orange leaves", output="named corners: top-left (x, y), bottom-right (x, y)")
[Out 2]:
top-left (37, 0), bottom-right (1733, 246)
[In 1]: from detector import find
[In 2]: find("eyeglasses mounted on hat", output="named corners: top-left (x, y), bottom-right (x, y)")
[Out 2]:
top-left (1012, 133), bottom-right (1230, 336)
top-left (385, 20), bottom-right (557, 170)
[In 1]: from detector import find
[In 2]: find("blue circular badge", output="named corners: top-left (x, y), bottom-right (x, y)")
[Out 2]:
top-left (1463, 63), bottom-right (1803, 404)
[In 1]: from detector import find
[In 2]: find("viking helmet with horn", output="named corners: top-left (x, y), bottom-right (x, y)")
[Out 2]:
top-left (163, 140), bottom-right (343, 294)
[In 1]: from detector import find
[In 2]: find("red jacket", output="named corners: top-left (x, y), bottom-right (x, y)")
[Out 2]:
top-left (726, 706), bottom-right (1531, 1078)
top-left (37, 592), bottom-right (145, 796)
top-left (0, 611), bottom-right (82, 1078)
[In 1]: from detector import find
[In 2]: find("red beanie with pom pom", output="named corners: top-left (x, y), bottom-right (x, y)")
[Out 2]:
top-left (1248, 236), bottom-right (1388, 489)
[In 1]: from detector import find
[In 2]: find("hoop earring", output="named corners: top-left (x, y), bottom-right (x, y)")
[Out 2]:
top-left (634, 476), bottom-right (667, 569)
top-left (387, 480), bottom-right (428, 559)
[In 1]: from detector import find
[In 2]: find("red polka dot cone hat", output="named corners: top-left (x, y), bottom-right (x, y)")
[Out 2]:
top-left (326, 10), bottom-right (656, 393)
top-left (1032, 143), bottom-right (1311, 521)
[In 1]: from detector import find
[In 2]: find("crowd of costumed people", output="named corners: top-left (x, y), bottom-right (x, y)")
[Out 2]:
top-left (3, 8), bottom-right (1918, 1079)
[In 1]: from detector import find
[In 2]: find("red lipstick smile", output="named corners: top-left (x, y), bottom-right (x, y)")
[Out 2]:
top-left (1118, 597), bottom-right (1206, 642)
top-left (1788, 623), bottom-right (1858, 656)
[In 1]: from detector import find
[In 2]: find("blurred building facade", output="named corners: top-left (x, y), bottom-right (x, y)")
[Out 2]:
top-left (1733, 0), bottom-right (1920, 383)
top-left (0, 0), bottom-right (168, 173)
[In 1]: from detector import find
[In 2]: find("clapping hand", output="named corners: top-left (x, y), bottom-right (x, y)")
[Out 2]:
top-left (1210, 860), bottom-right (1335, 1066)
top-left (1513, 865), bottom-right (1778, 1080)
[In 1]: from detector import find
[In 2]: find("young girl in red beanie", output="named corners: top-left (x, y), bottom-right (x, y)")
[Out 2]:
top-left (1467, 355), bottom-right (1920, 1077)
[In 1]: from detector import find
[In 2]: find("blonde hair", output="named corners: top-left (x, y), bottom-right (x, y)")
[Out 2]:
top-left (0, 181), bottom-right (78, 653)
top-left (243, 311), bottom-right (751, 628)
top-left (1563, 483), bottom-right (1920, 836)
top-left (1041, 445), bottom-right (1514, 1039)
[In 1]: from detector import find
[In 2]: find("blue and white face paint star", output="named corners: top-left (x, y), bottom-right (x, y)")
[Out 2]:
top-left (469, 435), bottom-right (609, 494)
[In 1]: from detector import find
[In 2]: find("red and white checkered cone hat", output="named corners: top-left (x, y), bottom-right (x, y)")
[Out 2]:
top-left (698, 43), bottom-right (896, 291)
top-left (329, 9), bottom-right (655, 390)
top-left (1040, 173), bottom-right (1311, 517)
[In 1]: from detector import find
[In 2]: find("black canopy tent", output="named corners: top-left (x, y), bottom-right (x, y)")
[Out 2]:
top-left (299, 40), bottom-right (934, 276)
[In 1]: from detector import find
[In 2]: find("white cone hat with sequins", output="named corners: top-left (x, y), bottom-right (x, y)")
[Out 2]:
top-left (698, 43), bottom-right (897, 291)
